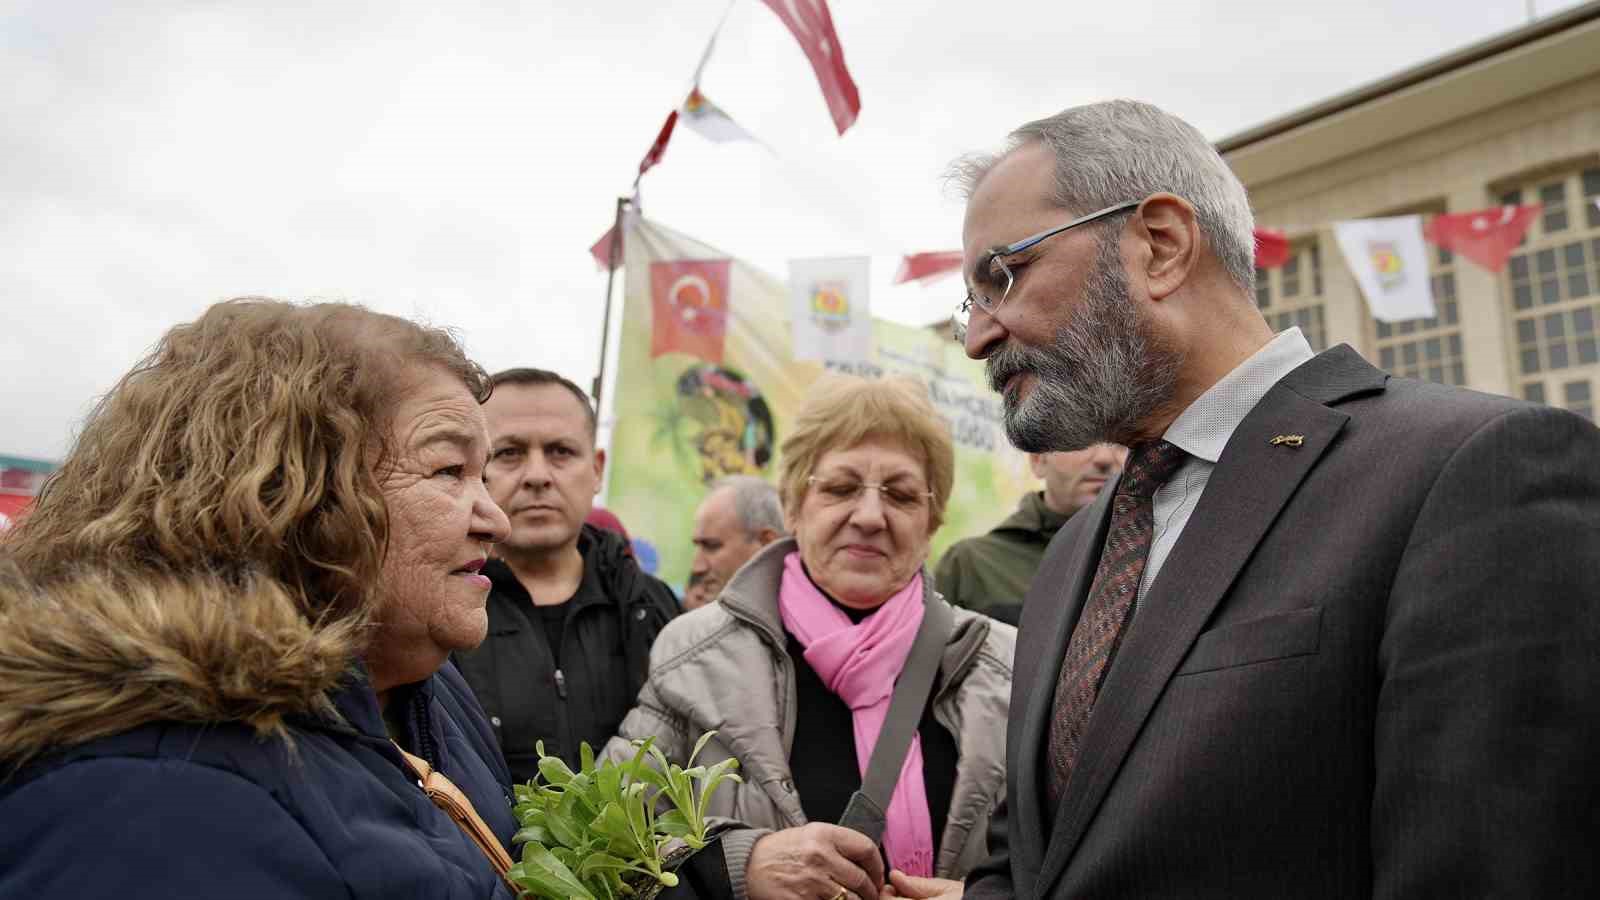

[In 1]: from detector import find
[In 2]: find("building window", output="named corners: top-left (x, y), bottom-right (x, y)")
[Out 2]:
top-left (1255, 240), bottom-right (1326, 350)
top-left (1370, 210), bottom-right (1466, 386)
top-left (1504, 167), bottom-right (1600, 407)
top-left (1565, 380), bottom-right (1594, 421)
top-left (1523, 383), bottom-right (1546, 403)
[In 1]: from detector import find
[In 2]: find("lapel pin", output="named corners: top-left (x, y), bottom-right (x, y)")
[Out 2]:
top-left (1269, 434), bottom-right (1305, 447)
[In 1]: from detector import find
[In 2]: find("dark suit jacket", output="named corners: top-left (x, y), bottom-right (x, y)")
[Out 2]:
top-left (966, 345), bottom-right (1600, 899)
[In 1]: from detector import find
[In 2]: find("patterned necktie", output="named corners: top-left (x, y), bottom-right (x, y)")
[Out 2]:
top-left (1046, 440), bottom-right (1188, 808)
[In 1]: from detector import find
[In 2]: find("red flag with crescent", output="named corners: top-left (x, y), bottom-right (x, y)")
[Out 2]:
top-left (1423, 204), bottom-right (1541, 273)
top-left (650, 259), bottom-right (731, 363)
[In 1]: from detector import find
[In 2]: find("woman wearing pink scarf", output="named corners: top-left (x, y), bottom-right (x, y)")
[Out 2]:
top-left (606, 376), bottom-right (1015, 900)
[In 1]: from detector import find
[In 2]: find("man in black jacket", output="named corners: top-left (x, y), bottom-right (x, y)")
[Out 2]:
top-left (454, 368), bottom-right (677, 781)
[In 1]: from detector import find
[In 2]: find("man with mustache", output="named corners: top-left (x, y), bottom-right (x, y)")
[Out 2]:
top-left (886, 100), bottom-right (1600, 900)
top-left (454, 368), bottom-right (677, 781)
top-left (935, 444), bottom-right (1126, 625)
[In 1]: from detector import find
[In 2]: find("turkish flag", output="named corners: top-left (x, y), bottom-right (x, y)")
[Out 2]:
top-left (638, 110), bottom-right (679, 178)
top-left (759, 0), bottom-right (861, 135)
top-left (895, 251), bottom-right (964, 284)
top-left (651, 259), bottom-right (731, 363)
top-left (1253, 228), bottom-right (1291, 269)
top-left (0, 493), bottom-right (31, 530)
top-left (590, 225), bottom-right (621, 272)
top-left (1424, 204), bottom-right (1541, 273)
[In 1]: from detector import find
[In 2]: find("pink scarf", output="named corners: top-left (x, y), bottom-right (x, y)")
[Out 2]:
top-left (777, 552), bottom-right (936, 877)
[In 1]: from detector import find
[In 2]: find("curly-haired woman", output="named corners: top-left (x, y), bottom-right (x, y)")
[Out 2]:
top-left (0, 299), bottom-right (520, 898)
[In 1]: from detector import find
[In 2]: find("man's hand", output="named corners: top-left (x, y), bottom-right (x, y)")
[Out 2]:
top-left (746, 823), bottom-right (886, 900)
top-left (880, 871), bottom-right (963, 899)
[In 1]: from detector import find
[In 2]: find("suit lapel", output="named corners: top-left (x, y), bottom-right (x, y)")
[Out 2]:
top-left (1009, 482), bottom-right (1113, 885)
top-left (1036, 360), bottom-right (1367, 894)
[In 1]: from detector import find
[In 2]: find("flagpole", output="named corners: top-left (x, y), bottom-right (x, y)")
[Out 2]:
top-left (593, 195), bottom-right (628, 415)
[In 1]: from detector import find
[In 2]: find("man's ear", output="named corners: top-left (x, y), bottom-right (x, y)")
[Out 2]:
top-left (1027, 452), bottom-right (1048, 479)
top-left (592, 447), bottom-right (606, 493)
top-left (1135, 193), bottom-right (1199, 302)
top-left (756, 527), bottom-right (781, 546)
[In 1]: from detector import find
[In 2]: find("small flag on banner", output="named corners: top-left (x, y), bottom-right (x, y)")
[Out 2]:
top-left (895, 251), bottom-right (964, 284)
top-left (681, 89), bottom-right (758, 144)
top-left (1423, 205), bottom-right (1541, 273)
top-left (1253, 228), bottom-right (1292, 269)
top-left (651, 259), bottom-right (731, 363)
top-left (1333, 216), bottom-right (1436, 323)
top-left (759, 0), bottom-right (861, 135)
top-left (790, 256), bottom-right (871, 363)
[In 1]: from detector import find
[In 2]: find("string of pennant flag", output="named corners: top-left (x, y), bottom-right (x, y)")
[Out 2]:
top-left (590, 0), bottom-right (861, 267)
top-left (586, 0), bottom-right (1600, 352)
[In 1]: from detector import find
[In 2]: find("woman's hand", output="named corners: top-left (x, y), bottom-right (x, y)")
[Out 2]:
top-left (879, 870), bottom-right (963, 899)
top-left (746, 823), bottom-right (885, 900)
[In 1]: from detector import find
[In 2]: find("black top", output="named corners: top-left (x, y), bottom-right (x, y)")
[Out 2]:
top-left (785, 611), bottom-right (958, 852)
top-left (509, 588), bottom-right (580, 670)
top-left (453, 526), bottom-right (679, 781)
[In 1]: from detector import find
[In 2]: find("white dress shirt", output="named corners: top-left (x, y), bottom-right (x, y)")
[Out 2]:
top-left (1134, 328), bottom-right (1316, 606)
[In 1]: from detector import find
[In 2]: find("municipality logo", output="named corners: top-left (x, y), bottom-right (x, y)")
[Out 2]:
top-left (809, 281), bottom-right (852, 334)
top-left (1367, 240), bottom-right (1405, 290)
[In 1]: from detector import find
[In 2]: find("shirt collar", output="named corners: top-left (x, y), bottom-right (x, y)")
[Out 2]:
top-left (1162, 328), bottom-right (1316, 464)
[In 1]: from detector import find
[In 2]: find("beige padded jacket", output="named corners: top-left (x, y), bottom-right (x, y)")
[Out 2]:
top-left (603, 538), bottom-right (1016, 898)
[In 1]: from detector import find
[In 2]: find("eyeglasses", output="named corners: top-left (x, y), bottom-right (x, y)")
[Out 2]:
top-left (953, 199), bottom-right (1141, 343)
top-left (806, 475), bottom-right (933, 512)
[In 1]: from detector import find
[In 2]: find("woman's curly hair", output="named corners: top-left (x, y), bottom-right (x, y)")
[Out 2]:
top-left (4, 298), bottom-right (488, 626)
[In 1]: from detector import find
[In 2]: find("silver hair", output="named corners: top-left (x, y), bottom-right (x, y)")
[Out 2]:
top-left (708, 475), bottom-right (786, 538)
top-left (949, 99), bottom-right (1256, 295)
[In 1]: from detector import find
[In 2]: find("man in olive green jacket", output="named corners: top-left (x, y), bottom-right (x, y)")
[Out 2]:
top-left (935, 444), bottom-right (1125, 624)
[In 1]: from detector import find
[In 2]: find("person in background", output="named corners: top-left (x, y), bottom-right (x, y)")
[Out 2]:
top-left (585, 505), bottom-right (632, 550)
top-left (681, 569), bottom-right (718, 611)
top-left (935, 444), bottom-right (1126, 624)
top-left (685, 474), bottom-right (785, 610)
top-left (607, 375), bottom-right (1014, 900)
top-left (0, 299), bottom-right (519, 898)
top-left (453, 368), bottom-right (676, 782)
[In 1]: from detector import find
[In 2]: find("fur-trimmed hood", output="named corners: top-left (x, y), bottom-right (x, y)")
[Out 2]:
top-left (0, 560), bottom-right (362, 767)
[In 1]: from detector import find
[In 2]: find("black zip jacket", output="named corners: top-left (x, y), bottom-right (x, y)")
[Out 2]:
top-left (454, 525), bottom-right (678, 782)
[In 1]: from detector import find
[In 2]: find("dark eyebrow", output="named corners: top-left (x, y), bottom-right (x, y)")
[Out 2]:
top-left (968, 248), bottom-right (1007, 288)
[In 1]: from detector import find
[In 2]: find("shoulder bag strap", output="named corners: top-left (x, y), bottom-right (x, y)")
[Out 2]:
top-left (392, 742), bottom-right (518, 892)
top-left (837, 597), bottom-right (954, 844)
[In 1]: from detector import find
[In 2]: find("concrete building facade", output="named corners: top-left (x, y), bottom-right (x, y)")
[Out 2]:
top-left (1221, 2), bottom-right (1600, 421)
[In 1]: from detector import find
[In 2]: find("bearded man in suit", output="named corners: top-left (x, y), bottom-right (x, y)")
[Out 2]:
top-left (884, 99), bottom-right (1600, 900)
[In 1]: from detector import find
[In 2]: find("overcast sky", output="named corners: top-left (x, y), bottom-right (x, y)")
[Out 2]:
top-left (1, 0), bottom-right (1583, 461)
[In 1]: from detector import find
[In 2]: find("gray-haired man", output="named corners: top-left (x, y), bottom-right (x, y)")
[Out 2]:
top-left (685, 475), bottom-right (785, 610)
top-left (884, 99), bottom-right (1600, 900)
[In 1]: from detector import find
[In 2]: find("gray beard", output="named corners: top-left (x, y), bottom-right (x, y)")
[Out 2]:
top-left (985, 236), bottom-right (1182, 453)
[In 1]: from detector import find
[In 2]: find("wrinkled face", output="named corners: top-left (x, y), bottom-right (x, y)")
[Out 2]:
top-left (787, 438), bottom-right (934, 610)
top-left (962, 143), bottom-right (1181, 452)
top-left (483, 383), bottom-right (604, 557)
top-left (1031, 443), bottom-right (1129, 515)
top-left (689, 487), bottom-right (765, 598)
top-left (372, 367), bottom-right (510, 690)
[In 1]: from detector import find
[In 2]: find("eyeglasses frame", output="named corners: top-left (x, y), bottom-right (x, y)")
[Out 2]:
top-left (955, 199), bottom-right (1142, 341)
top-left (805, 474), bottom-right (934, 510)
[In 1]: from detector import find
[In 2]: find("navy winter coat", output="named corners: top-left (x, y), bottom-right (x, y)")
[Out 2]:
top-left (0, 663), bottom-right (519, 899)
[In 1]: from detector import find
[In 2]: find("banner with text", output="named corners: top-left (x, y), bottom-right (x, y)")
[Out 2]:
top-left (607, 217), bottom-right (1033, 593)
